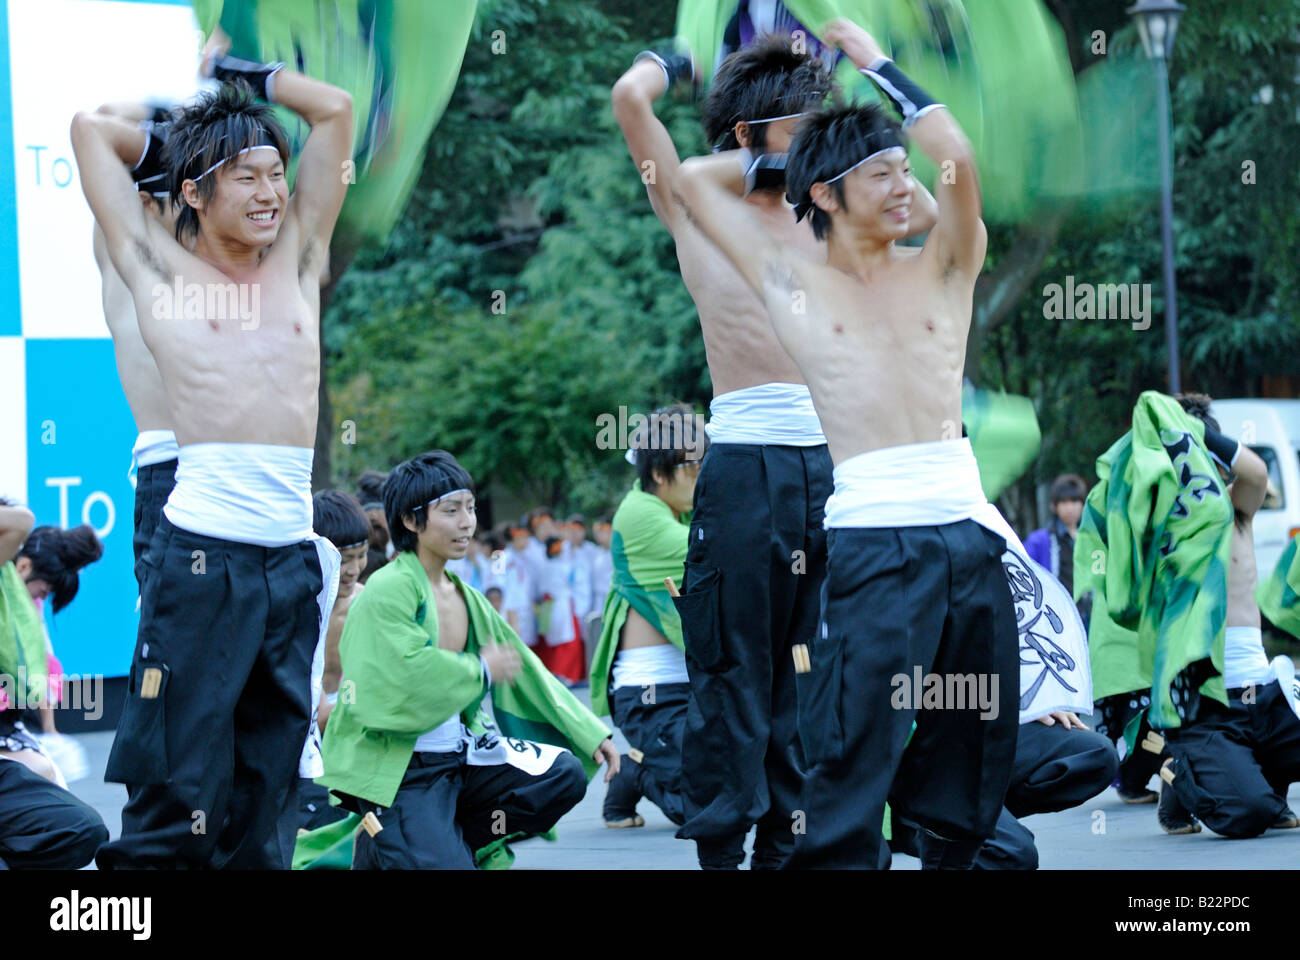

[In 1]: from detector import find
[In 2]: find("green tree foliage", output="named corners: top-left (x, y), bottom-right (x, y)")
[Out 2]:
top-left (978, 0), bottom-right (1300, 529)
top-left (327, 0), bottom-right (1300, 532)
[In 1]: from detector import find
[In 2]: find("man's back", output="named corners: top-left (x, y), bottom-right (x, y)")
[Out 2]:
top-left (94, 226), bottom-right (173, 434)
top-left (675, 194), bottom-right (818, 396)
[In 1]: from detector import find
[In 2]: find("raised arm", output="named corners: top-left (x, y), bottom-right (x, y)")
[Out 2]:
top-left (823, 19), bottom-right (985, 275)
top-left (1230, 445), bottom-right (1270, 519)
top-left (271, 68), bottom-right (353, 254)
top-left (611, 51), bottom-right (692, 234)
top-left (673, 151), bottom-right (791, 298)
top-left (0, 503), bottom-right (35, 567)
top-left (200, 30), bottom-right (353, 256)
top-left (69, 111), bottom-right (157, 285)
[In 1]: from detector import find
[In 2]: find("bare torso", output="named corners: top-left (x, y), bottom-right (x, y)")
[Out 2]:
top-left (762, 245), bottom-right (968, 466)
top-left (94, 227), bottom-right (174, 433)
top-left (130, 215), bottom-right (320, 448)
top-left (1226, 519), bottom-right (1260, 629)
top-left (675, 191), bottom-right (822, 397)
top-left (433, 574), bottom-right (470, 652)
top-left (619, 605), bottom-right (669, 650)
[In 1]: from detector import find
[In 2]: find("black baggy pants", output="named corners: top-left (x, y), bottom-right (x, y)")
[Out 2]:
top-left (975, 720), bottom-right (1117, 869)
top-left (789, 520), bottom-right (1020, 869)
top-left (0, 757), bottom-right (108, 869)
top-left (350, 748), bottom-right (587, 869)
top-left (132, 459), bottom-right (177, 589)
top-left (97, 515), bottom-right (323, 869)
top-left (610, 680), bottom-right (690, 825)
top-left (674, 443), bottom-right (832, 869)
top-left (1164, 680), bottom-right (1300, 838)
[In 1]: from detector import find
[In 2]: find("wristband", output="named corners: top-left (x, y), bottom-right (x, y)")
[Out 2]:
top-left (1202, 426), bottom-right (1241, 472)
top-left (148, 103), bottom-right (175, 125)
top-left (744, 152), bottom-right (788, 195)
top-left (634, 49), bottom-right (693, 91)
top-left (479, 654), bottom-right (493, 691)
top-left (324, 690), bottom-right (339, 707)
top-left (131, 125), bottom-right (170, 194)
top-left (861, 57), bottom-right (943, 128)
top-left (206, 53), bottom-right (285, 103)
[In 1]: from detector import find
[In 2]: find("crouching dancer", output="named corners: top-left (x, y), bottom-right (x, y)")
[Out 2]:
top-left (76, 45), bottom-right (353, 867)
top-left (318, 451), bottom-right (618, 869)
top-left (673, 20), bottom-right (1019, 868)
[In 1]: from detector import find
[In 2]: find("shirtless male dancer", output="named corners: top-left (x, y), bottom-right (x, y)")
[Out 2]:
top-left (90, 102), bottom-right (180, 585)
top-left (672, 19), bottom-right (1018, 869)
top-left (613, 34), bottom-right (937, 869)
top-left (74, 42), bottom-right (353, 868)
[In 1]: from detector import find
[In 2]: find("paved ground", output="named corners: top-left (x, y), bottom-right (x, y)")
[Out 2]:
top-left (65, 695), bottom-right (1300, 869)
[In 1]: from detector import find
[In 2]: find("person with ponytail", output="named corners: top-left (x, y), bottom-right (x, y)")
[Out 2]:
top-left (0, 502), bottom-right (109, 869)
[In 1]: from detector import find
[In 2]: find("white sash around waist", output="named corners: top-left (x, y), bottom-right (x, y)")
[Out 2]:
top-left (705, 382), bottom-right (826, 446)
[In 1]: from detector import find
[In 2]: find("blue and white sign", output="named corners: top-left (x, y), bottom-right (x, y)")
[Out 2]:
top-left (0, 0), bottom-right (200, 678)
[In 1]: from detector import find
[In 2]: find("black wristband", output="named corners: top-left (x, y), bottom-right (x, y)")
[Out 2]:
top-left (634, 49), bottom-right (693, 91)
top-left (148, 103), bottom-right (175, 125)
top-left (745, 152), bottom-right (787, 195)
top-left (208, 53), bottom-right (284, 102)
top-left (861, 58), bottom-right (942, 128)
top-left (1202, 426), bottom-right (1241, 472)
top-left (131, 126), bottom-right (168, 193)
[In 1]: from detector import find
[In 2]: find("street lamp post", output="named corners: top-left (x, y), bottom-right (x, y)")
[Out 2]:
top-left (1128, 0), bottom-right (1185, 395)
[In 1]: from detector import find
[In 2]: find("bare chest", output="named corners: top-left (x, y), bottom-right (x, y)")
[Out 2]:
top-left (434, 589), bottom-right (470, 653)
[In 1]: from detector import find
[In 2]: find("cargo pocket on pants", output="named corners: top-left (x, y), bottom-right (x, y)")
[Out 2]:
top-left (795, 626), bottom-right (845, 765)
top-left (673, 561), bottom-right (729, 673)
top-left (104, 660), bottom-right (171, 785)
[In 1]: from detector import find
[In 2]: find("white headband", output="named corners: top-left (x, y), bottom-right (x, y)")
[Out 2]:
top-left (190, 144), bottom-right (281, 183)
top-left (823, 145), bottom-right (907, 185)
top-left (745, 111), bottom-right (809, 124)
top-left (426, 488), bottom-right (472, 508)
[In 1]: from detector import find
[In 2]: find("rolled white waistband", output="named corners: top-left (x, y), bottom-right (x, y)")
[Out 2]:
top-left (824, 439), bottom-right (987, 528)
top-left (705, 382), bottom-right (827, 446)
top-left (133, 430), bottom-right (179, 468)
top-left (164, 442), bottom-right (314, 546)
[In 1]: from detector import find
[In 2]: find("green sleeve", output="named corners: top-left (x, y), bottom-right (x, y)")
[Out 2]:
top-left (340, 578), bottom-right (485, 736)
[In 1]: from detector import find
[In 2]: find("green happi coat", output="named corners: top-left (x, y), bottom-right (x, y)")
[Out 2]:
top-left (318, 550), bottom-right (611, 810)
top-left (589, 482), bottom-right (690, 718)
top-left (1257, 534), bottom-right (1300, 639)
top-left (1074, 391), bottom-right (1234, 731)
top-left (0, 561), bottom-right (47, 708)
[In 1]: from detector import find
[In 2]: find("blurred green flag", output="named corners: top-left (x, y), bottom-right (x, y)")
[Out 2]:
top-left (192, 0), bottom-right (476, 243)
top-left (675, 0), bottom-right (1082, 221)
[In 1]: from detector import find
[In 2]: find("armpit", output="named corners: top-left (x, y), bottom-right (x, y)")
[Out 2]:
top-left (132, 234), bottom-right (169, 284)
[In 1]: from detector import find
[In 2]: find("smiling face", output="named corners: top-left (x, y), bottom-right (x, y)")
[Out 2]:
top-left (826, 146), bottom-right (913, 241)
top-left (336, 544), bottom-right (369, 597)
top-left (405, 491), bottom-right (477, 564)
top-left (184, 147), bottom-right (288, 247)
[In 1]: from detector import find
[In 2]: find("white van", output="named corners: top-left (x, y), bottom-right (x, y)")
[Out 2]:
top-left (1210, 399), bottom-right (1300, 579)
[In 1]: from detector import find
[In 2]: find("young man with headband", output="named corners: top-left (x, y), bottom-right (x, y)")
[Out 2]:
top-left (613, 32), bottom-right (937, 871)
top-left (591, 404), bottom-right (705, 829)
top-left (319, 451), bottom-right (617, 869)
top-left (672, 19), bottom-right (1018, 869)
top-left (75, 37), bottom-right (354, 868)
